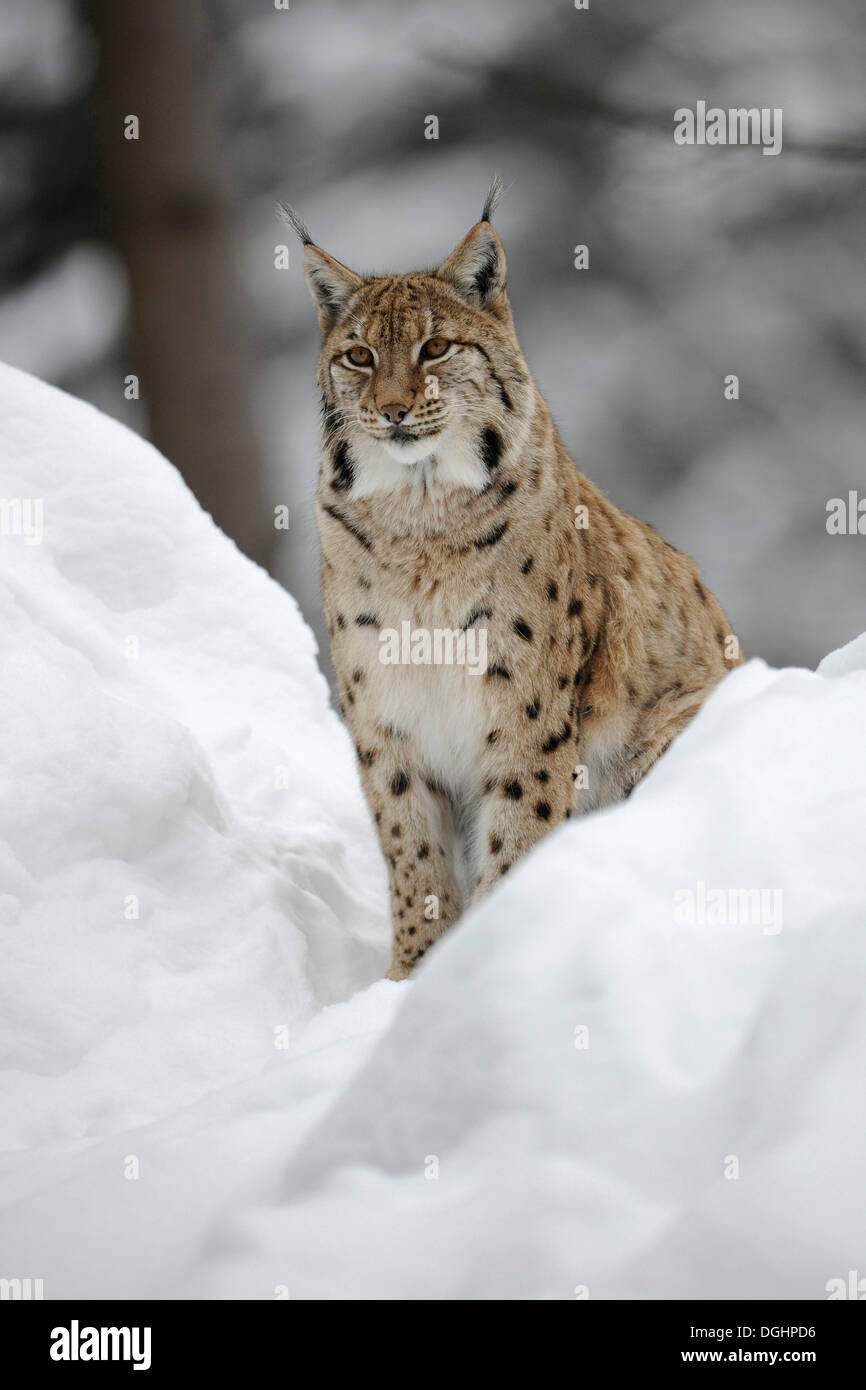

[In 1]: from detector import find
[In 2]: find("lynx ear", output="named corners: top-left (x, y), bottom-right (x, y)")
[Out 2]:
top-left (437, 221), bottom-right (507, 311)
top-left (302, 245), bottom-right (364, 332)
top-left (277, 202), bottom-right (363, 332)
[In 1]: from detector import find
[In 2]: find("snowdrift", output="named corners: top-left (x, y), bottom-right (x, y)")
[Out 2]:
top-left (0, 363), bottom-right (863, 1300)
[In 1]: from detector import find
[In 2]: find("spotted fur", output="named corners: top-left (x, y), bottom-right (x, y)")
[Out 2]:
top-left (293, 192), bottom-right (743, 979)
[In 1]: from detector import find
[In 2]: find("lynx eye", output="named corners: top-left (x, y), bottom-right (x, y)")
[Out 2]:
top-left (345, 345), bottom-right (373, 367)
top-left (420, 336), bottom-right (450, 361)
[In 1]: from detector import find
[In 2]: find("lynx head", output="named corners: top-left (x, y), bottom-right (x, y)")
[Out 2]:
top-left (282, 183), bottom-right (532, 499)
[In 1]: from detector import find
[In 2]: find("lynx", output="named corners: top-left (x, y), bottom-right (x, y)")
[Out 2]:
top-left (285, 185), bottom-right (742, 979)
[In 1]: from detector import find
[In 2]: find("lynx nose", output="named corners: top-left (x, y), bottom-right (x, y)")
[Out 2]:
top-left (379, 401), bottom-right (411, 424)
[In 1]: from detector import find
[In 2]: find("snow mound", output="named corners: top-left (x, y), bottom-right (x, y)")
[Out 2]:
top-left (0, 362), bottom-right (392, 1206)
top-left (0, 364), bottom-right (864, 1300)
top-left (185, 640), bottom-right (866, 1300)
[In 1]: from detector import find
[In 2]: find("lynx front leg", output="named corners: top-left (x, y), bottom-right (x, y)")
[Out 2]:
top-left (357, 747), bottom-right (460, 978)
top-left (471, 730), bottom-right (575, 904)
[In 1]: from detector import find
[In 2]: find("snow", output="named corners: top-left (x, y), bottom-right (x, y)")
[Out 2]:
top-left (1, 363), bottom-right (864, 1299)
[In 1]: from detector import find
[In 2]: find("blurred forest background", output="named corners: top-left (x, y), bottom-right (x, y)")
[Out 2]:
top-left (1, 0), bottom-right (864, 671)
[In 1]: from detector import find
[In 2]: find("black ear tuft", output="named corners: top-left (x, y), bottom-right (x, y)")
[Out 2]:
top-left (276, 201), bottom-right (313, 246)
top-left (481, 175), bottom-right (504, 225)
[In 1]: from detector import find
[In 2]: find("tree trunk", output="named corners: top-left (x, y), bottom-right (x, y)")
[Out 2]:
top-left (85, 0), bottom-right (274, 570)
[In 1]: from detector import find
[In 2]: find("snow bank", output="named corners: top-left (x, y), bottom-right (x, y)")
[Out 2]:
top-left (0, 363), bottom-right (396, 1291)
top-left (183, 639), bottom-right (866, 1300)
top-left (1, 364), bottom-right (864, 1300)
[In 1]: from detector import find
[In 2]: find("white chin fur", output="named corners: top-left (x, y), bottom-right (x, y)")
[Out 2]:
top-left (347, 423), bottom-right (493, 498)
top-left (381, 434), bottom-right (440, 464)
